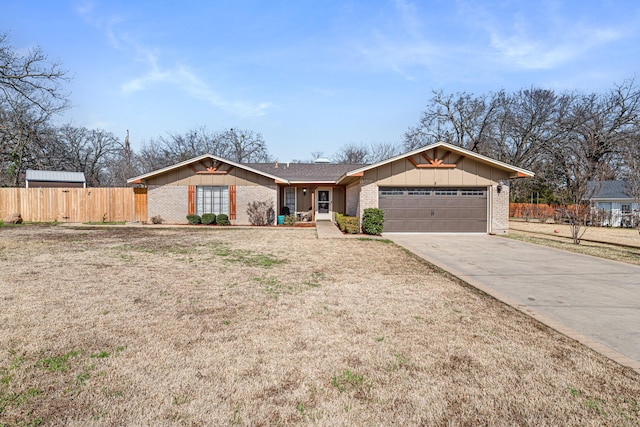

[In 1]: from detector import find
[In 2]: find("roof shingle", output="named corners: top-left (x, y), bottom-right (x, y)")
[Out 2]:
top-left (245, 163), bottom-right (366, 182)
top-left (587, 180), bottom-right (633, 199)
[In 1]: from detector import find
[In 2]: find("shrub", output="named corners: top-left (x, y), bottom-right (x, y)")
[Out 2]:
top-left (284, 214), bottom-right (298, 226)
top-left (362, 208), bottom-right (384, 235)
top-left (186, 214), bottom-right (201, 225)
top-left (201, 213), bottom-right (216, 225)
top-left (247, 200), bottom-right (275, 226)
top-left (216, 214), bottom-right (230, 226)
top-left (335, 213), bottom-right (359, 234)
top-left (150, 215), bottom-right (163, 224)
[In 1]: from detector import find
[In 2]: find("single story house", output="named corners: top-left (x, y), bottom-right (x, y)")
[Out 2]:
top-left (587, 180), bottom-right (638, 227)
top-left (127, 142), bottom-right (534, 233)
top-left (25, 169), bottom-right (86, 188)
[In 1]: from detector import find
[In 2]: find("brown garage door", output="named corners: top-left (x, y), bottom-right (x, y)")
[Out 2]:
top-left (379, 187), bottom-right (487, 232)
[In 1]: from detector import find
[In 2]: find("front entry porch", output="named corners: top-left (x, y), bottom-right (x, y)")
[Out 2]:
top-left (277, 185), bottom-right (345, 223)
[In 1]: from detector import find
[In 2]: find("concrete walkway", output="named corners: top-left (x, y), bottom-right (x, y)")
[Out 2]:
top-left (385, 233), bottom-right (640, 373)
top-left (315, 220), bottom-right (344, 238)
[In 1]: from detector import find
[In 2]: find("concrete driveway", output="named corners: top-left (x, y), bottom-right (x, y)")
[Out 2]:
top-left (385, 233), bottom-right (640, 372)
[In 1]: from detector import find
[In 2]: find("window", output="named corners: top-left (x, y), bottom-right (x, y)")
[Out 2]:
top-left (461, 189), bottom-right (485, 196)
top-left (622, 204), bottom-right (631, 214)
top-left (434, 189), bottom-right (458, 196)
top-left (598, 202), bottom-right (612, 212)
top-left (284, 187), bottom-right (296, 213)
top-left (380, 188), bottom-right (405, 196)
top-left (196, 186), bottom-right (229, 216)
top-left (407, 188), bottom-right (431, 196)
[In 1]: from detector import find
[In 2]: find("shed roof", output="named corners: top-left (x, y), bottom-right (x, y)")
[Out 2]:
top-left (587, 180), bottom-right (633, 200)
top-left (25, 169), bottom-right (86, 183)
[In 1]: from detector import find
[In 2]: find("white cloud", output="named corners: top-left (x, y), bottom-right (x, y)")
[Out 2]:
top-left (488, 26), bottom-right (622, 69)
top-left (76, 3), bottom-right (271, 117)
top-left (464, 0), bottom-right (626, 70)
top-left (120, 53), bottom-right (271, 117)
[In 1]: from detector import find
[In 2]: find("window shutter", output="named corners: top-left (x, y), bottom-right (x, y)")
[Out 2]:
top-left (229, 185), bottom-right (236, 220)
top-left (188, 185), bottom-right (195, 215)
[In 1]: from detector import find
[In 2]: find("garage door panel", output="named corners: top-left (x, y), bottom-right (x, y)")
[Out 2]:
top-left (379, 187), bottom-right (487, 233)
top-left (405, 220), bottom-right (433, 232)
top-left (459, 208), bottom-right (486, 219)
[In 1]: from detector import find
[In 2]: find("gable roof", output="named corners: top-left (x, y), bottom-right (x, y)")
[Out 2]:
top-left (587, 180), bottom-right (633, 200)
top-left (127, 142), bottom-right (534, 185)
top-left (26, 169), bottom-right (86, 183)
top-left (127, 154), bottom-right (285, 184)
top-left (338, 141), bottom-right (534, 183)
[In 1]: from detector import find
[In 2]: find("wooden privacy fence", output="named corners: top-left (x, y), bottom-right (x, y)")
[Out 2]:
top-left (510, 203), bottom-right (558, 219)
top-left (510, 203), bottom-right (586, 220)
top-left (0, 187), bottom-right (147, 223)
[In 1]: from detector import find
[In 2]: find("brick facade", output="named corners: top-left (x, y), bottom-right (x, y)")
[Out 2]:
top-left (147, 185), bottom-right (188, 224)
top-left (490, 184), bottom-right (510, 234)
top-left (236, 184), bottom-right (277, 225)
top-left (358, 179), bottom-right (378, 221)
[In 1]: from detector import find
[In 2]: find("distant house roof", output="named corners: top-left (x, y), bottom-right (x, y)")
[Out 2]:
top-left (245, 162), bottom-right (366, 183)
top-left (587, 180), bottom-right (633, 200)
top-left (25, 170), bottom-right (86, 183)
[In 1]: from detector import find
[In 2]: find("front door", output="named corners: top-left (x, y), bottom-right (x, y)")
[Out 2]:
top-left (315, 188), bottom-right (332, 221)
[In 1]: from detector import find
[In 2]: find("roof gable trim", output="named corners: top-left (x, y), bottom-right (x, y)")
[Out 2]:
top-left (340, 142), bottom-right (534, 181)
top-left (127, 154), bottom-right (287, 184)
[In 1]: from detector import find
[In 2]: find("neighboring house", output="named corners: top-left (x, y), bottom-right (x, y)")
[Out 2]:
top-left (127, 142), bottom-right (534, 233)
top-left (25, 169), bottom-right (86, 188)
top-left (587, 180), bottom-right (638, 227)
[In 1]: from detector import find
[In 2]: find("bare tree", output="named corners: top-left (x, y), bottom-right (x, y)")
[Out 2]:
top-left (620, 131), bottom-right (640, 235)
top-left (368, 142), bottom-right (401, 162)
top-left (332, 143), bottom-right (369, 164)
top-left (0, 99), bottom-right (50, 186)
top-left (136, 140), bottom-right (175, 173)
top-left (136, 126), bottom-right (272, 173)
top-left (217, 128), bottom-right (272, 163)
top-left (548, 81), bottom-right (640, 244)
top-left (0, 32), bottom-right (69, 114)
top-left (404, 90), bottom-right (500, 153)
top-left (53, 125), bottom-right (122, 186)
top-left (0, 32), bottom-right (70, 186)
top-left (103, 130), bottom-right (141, 186)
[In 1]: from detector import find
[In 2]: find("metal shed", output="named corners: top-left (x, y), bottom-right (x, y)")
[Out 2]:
top-left (25, 170), bottom-right (87, 188)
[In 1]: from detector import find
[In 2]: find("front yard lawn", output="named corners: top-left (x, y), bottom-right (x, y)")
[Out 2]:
top-left (1, 226), bottom-right (638, 425)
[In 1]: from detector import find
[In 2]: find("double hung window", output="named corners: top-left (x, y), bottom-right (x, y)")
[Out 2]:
top-left (196, 186), bottom-right (229, 216)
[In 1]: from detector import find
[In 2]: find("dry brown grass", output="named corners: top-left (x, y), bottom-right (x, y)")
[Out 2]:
top-left (1, 225), bottom-right (639, 426)
top-left (509, 220), bottom-right (640, 266)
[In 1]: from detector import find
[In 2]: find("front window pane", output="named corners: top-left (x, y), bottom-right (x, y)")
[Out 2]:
top-left (285, 187), bottom-right (296, 213)
top-left (196, 186), bottom-right (229, 216)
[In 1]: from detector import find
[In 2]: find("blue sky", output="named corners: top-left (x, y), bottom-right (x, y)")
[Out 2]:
top-left (3, 0), bottom-right (639, 161)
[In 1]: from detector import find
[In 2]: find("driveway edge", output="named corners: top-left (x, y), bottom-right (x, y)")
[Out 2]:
top-left (398, 242), bottom-right (640, 375)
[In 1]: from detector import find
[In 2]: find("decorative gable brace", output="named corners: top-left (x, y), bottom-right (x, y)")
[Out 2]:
top-left (406, 148), bottom-right (460, 169)
top-left (188, 159), bottom-right (233, 175)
